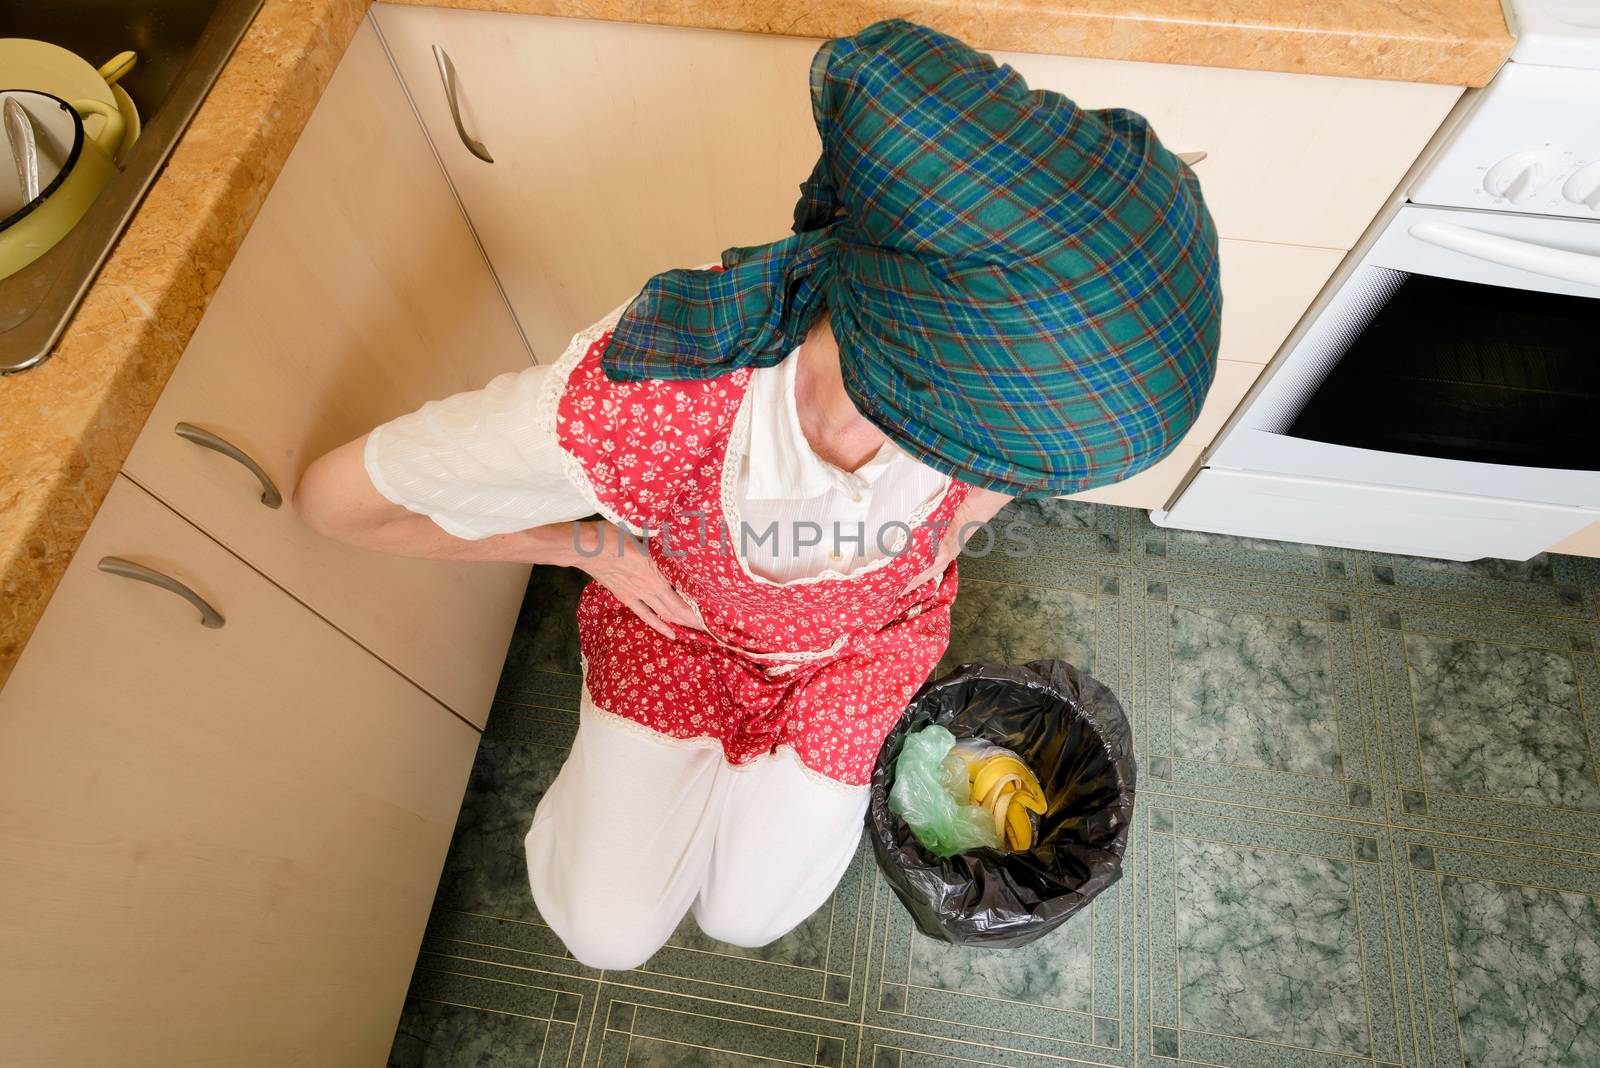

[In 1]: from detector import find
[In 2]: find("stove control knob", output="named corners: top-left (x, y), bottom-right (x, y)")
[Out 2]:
top-left (1562, 160), bottom-right (1600, 211)
top-left (1483, 148), bottom-right (1562, 203)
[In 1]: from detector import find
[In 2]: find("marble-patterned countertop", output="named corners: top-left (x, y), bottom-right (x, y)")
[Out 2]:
top-left (0, 0), bottom-right (1513, 685)
top-left (389, 0), bottom-right (1515, 85)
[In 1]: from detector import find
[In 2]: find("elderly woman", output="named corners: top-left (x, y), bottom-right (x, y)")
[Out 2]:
top-left (294, 18), bottom-right (1220, 970)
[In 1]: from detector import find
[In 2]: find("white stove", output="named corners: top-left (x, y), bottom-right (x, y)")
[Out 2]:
top-left (1155, 0), bottom-right (1600, 561)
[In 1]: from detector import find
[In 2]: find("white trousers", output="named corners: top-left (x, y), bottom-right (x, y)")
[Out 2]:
top-left (524, 692), bottom-right (870, 971)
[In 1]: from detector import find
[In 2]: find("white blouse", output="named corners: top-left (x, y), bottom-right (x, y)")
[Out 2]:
top-left (363, 300), bottom-right (951, 584)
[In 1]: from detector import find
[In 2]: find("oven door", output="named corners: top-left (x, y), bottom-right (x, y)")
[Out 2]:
top-left (1209, 203), bottom-right (1600, 508)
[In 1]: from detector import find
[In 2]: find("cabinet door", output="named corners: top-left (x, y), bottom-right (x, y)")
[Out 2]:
top-left (993, 53), bottom-right (1459, 250)
top-left (123, 18), bottom-right (528, 725)
top-left (372, 4), bottom-right (826, 364)
top-left (0, 476), bottom-right (480, 1066)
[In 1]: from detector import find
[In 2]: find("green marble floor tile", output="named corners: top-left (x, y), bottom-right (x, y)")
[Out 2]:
top-left (419, 910), bottom-right (588, 980)
top-left (397, 512), bottom-right (1600, 1066)
top-left (1367, 600), bottom-right (1600, 842)
top-left (1353, 550), bottom-right (1592, 618)
top-left (1138, 575), bottom-right (1384, 821)
top-left (862, 856), bottom-right (1132, 1064)
top-left (494, 671), bottom-right (583, 716)
top-left (497, 565), bottom-right (588, 691)
top-left (1571, 553), bottom-right (1600, 613)
top-left (1137, 796), bottom-right (1412, 1067)
top-left (432, 700), bottom-right (577, 931)
top-left (390, 965), bottom-right (599, 1067)
top-left (1392, 828), bottom-right (1600, 1068)
top-left (584, 985), bottom-right (858, 1067)
top-left (1133, 511), bottom-right (1358, 591)
top-left (612, 835), bottom-right (873, 1019)
top-left (987, 496), bottom-right (1130, 564)
top-left (940, 558), bottom-right (1130, 699)
top-left (860, 1028), bottom-right (1115, 1067)
top-left (389, 999), bottom-right (565, 1067)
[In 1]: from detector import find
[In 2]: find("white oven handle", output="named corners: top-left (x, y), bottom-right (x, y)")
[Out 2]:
top-left (1409, 220), bottom-right (1600, 288)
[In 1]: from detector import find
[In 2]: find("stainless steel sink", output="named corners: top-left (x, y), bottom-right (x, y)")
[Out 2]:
top-left (0, 0), bottom-right (266, 373)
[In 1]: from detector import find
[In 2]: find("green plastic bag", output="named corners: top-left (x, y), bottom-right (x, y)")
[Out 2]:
top-left (887, 724), bottom-right (1002, 856)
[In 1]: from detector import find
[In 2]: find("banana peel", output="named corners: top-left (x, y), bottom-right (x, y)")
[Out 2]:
top-left (985, 782), bottom-right (1017, 838)
top-left (1003, 799), bottom-right (1035, 851)
top-left (973, 754), bottom-right (1046, 815)
top-left (949, 740), bottom-right (1048, 852)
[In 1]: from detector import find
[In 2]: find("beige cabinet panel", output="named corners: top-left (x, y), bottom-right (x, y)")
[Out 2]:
top-left (0, 476), bottom-right (480, 1066)
top-left (1216, 240), bottom-right (1344, 364)
top-left (1068, 443), bottom-right (1204, 511)
top-left (123, 19), bottom-right (528, 724)
top-left (1187, 359), bottom-right (1265, 445)
top-left (1549, 521), bottom-right (1600, 558)
top-left (996, 54), bottom-right (1460, 250)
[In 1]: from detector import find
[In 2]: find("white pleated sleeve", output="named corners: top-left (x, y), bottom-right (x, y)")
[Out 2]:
top-left (362, 361), bottom-right (601, 541)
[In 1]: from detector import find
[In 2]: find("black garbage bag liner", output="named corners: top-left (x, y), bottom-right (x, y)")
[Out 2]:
top-left (867, 659), bottom-right (1136, 948)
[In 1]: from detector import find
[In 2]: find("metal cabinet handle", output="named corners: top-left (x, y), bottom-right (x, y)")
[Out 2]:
top-left (1177, 151), bottom-right (1208, 167)
top-left (99, 557), bottom-right (225, 629)
top-left (432, 45), bottom-right (493, 163)
top-left (174, 422), bottom-right (282, 508)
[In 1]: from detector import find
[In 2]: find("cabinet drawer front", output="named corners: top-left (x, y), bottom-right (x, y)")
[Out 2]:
top-left (123, 20), bottom-right (527, 724)
top-left (0, 475), bottom-right (480, 1065)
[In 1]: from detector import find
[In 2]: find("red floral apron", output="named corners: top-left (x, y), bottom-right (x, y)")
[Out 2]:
top-left (552, 318), bottom-right (968, 787)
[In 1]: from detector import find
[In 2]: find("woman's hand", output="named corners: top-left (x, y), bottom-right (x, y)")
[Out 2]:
top-left (571, 521), bottom-right (702, 640)
top-left (903, 486), bottom-right (1015, 593)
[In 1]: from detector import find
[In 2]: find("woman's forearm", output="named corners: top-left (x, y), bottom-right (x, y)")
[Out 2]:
top-left (335, 509), bottom-right (595, 565)
top-left (294, 431), bottom-right (612, 566)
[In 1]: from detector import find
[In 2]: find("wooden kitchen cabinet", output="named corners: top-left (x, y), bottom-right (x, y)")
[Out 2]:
top-left (370, 3), bottom-right (1453, 361)
top-left (123, 19), bottom-right (528, 725)
top-left (0, 476), bottom-right (480, 1065)
top-left (371, 5), bottom-right (826, 363)
top-left (997, 51), bottom-right (1461, 251)
top-left (1213, 240), bottom-right (1344, 365)
top-left (367, 3), bottom-right (1428, 512)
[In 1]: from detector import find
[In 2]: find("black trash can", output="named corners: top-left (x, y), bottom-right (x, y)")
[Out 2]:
top-left (867, 659), bottom-right (1136, 948)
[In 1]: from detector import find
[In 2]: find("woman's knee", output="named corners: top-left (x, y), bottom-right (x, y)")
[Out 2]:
top-left (525, 811), bottom-right (689, 970)
top-left (528, 846), bottom-right (682, 968)
top-left (550, 899), bottom-right (676, 970)
top-left (692, 891), bottom-right (815, 949)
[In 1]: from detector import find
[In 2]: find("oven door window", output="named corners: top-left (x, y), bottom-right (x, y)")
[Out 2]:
top-left (1286, 269), bottom-right (1600, 470)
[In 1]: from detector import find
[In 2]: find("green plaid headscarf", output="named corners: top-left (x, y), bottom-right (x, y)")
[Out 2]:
top-left (600, 17), bottom-right (1221, 498)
